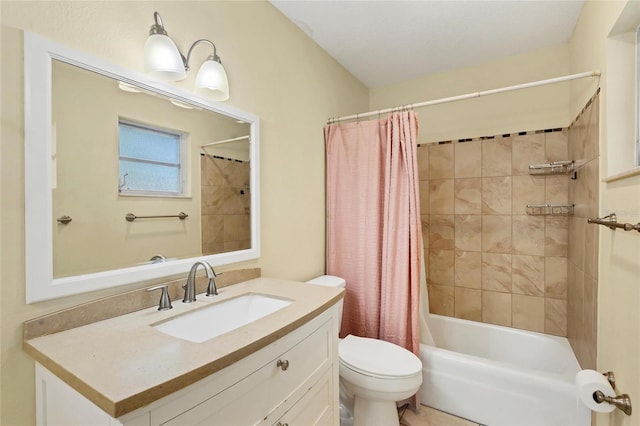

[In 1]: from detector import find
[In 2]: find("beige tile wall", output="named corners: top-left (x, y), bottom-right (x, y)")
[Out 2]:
top-left (422, 93), bottom-right (600, 347)
top-left (567, 94), bottom-right (600, 369)
top-left (421, 130), bottom-right (572, 336)
top-left (201, 155), bottom-right (251, 255)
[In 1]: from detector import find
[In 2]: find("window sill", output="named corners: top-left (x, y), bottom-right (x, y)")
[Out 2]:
top-left (603, 166), bottom-right (640, 183)
top-left (118, 193), bottom-right (193, 199)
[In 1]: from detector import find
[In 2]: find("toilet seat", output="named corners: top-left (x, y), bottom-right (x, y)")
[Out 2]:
top-left (339, 335), bottom-right (422, 379)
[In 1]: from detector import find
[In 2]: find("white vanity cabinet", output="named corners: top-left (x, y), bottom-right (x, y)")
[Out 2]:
top-left (35, 305), bottom-right (339, 426)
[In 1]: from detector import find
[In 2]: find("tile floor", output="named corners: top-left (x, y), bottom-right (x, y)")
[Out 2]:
top-left (399, 404), bottom-right (479, 426)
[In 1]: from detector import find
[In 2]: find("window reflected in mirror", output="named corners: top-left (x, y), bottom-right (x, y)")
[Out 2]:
top-left (118, 120), bottom-right (186, 196)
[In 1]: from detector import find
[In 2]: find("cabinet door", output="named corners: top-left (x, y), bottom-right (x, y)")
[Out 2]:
top-left (274, 371), bottom-right (334, 426)
top-left (161, 320), bottom-right (332, 426)
top-left (35, 363), bottom-right (122, 426)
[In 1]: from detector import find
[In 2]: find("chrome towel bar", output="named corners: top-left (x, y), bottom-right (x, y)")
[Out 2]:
top-left (126, 212), bottom-right (188, 222)
top-left (587, 213), bottom-right (640, 232)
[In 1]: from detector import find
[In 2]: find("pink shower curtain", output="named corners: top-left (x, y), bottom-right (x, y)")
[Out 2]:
top-left (325, 111), bottom-right (421, 376)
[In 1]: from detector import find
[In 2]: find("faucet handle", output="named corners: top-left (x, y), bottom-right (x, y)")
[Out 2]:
top-left (206, 268), bottom-right (220, 297)
top-left (147, 285), bottom-right (173, 311)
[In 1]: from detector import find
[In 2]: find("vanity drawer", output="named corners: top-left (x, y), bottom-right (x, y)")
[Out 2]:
top-left (160, 319), bottom-right (332, 425)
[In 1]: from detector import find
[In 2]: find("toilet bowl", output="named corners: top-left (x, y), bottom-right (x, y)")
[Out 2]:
top-left (306, 275), bottom-right (423, 426)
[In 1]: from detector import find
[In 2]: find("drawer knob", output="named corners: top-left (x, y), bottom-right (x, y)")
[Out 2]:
top-left (277, 359), bottom-right (290, 371)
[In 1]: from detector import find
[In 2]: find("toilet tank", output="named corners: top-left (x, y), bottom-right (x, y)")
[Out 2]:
top-left (306, 275), bottom-right (345, 330)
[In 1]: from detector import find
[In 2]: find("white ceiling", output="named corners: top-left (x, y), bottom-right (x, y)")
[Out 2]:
top-left (270, 0), bottom-right (585, 88)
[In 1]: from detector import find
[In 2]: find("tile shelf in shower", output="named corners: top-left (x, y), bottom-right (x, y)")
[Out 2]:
top-left (526, 204), bottom-right (574, 216)
top-left (528, 160), bottom-right (575, 175)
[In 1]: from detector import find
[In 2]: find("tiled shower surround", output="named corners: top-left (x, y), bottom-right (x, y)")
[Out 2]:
top-left (421, 93), bottom-right (599, 355)
top-left (567, 94), bottom-right (600, 369)
top-left (200, 154), bottom-right (251, 255)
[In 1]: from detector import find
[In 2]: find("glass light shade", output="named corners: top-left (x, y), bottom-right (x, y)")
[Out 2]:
top-left (195, 59), bottom-right (229, 101)
top-left (144, 34), bottom-right (187, 81)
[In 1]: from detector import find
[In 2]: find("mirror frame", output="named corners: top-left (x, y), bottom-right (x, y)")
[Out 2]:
top-left (24, 32), bottom-right (260, 303)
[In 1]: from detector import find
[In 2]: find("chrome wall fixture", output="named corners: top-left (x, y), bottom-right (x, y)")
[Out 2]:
top-left (125, 212), bottom-right (188, 222)
top-left (56, 215), bottom-right (72, 225)
top-left (528, 160), bottom-right (577, 179)
top-left (144, 12), bottom-right (229, 101)
top-left (526, 204), bottom-right (574, 216)
top-left (588, 213), bottom-right (640, 232)
top-left (595, 371), bottom-right (633, 416)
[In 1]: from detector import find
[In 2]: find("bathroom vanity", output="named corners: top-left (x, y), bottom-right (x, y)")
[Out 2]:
top-left (24, 277), bottom-right (343, 425)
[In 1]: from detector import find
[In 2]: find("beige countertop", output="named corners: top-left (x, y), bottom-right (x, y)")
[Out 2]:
top-left (24, 277), bottom-right (344, 418)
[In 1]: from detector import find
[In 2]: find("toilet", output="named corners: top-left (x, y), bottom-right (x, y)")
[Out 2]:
top-left (306, 275), bottom-right (423, 426)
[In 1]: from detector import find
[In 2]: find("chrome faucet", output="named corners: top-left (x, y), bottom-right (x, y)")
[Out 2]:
top-left (183, 261), bottom-right (218, 303)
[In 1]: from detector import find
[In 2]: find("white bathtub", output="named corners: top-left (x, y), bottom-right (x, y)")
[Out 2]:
top-left (420, 314), bottom-right (590, 426)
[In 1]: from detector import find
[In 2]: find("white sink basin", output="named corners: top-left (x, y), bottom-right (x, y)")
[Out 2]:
top-left (153, 293), bottom-right (293, 343)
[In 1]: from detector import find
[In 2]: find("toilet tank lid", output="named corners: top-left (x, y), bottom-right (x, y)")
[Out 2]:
top-left (306, 275), bottom-right (346, 288)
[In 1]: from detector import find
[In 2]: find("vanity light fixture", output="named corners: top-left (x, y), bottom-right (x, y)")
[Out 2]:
top-left (143, 12), bottom-right (230, 101)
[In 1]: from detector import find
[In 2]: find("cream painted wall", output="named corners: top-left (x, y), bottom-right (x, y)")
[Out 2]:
top-left (570, 2), bottom-right (640, 426)
top-left (370, 45), bottom-right (572, 143)
top-left (0, 1), bottom-right (368, 424)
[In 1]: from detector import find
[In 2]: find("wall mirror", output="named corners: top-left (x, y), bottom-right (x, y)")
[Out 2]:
top-left (25, 32), bottom-right (260, 303)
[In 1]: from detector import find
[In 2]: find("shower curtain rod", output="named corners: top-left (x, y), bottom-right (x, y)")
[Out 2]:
top-left (327, 70), bottom-right (601, 124)
top-left (201, 135), bottom-right (250, 148)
